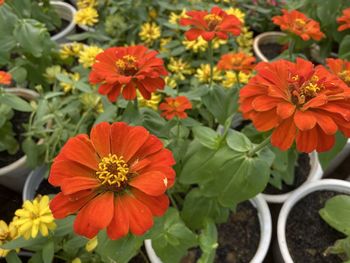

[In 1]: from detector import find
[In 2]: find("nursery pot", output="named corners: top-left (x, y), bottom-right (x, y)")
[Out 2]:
top-left (0, 88), bottom-right (39, 192)
top-left (276, 179), bottom-right (350, 263)
top-left (323, 139), bottom-right (350, 178)
top-left (50, 1), bottom-right (77, 43)
top-left (145, 194), bottom-right (272, 263)
top-left (22, 165), bottom-right (48, 201)
top-left (261, 152), bottom-right (323, 204)
top-left (253, 31), bottom-right (286, 62)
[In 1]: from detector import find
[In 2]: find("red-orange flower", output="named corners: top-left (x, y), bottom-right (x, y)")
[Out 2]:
top-left (337, 8), bottom-right (350, 31)
top-left (239, 58), bottom-right (350, 153)
top-left (0, 0), bottom-right (4, 6)
top-left (49, 122), bottom-right (175, 240)
top-left (217, 52), bottom-right (256, 73)
top-left (0, 71), bottom-right (12, 85)
top-left (159, 96), bottom-right (192, 120)
top-left (179, 6), bottom-right (242, 41)
top-left (89, 45), bottom-right (167, 102)
top-left (272, 9), bottom-right (325, 41)
top-left (326, 58), bottom-right (350, 87)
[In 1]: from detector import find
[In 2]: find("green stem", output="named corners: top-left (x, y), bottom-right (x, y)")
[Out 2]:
top-left (235, 71), bottom-right (241, 88)
top-left (73, 107), bottom-right (93, 135)
top-left (134, 97), bottom-right (139, 112)
top-left (167, 190), bottom-right (178, 210)
top-left (288, 38), bottom-right (295, 61)
top-left (248, 135), bottom-right (271, 157)
top-left (208, 40), bottom-right (214, 89)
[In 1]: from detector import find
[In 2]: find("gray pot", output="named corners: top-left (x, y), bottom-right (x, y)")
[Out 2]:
top-left (22, 165), bottom-right (47, 201)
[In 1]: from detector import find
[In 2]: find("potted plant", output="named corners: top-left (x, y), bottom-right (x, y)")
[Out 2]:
top-left (276, 179), bottom-right (350, 263)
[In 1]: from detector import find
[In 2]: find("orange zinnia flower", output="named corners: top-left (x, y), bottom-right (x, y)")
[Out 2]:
top-left (0, 0), bottom-right (4, 6)
top-left (326, 58), bottom-right (350, 86)
top-left (272, 9), bottom-right (325, 41)
top-left (217, 52), bottom-right (256, 73)
top-left (0, 71), bottom-right (12, 85)
top-left (49, 122), bottom-right (175, 240)
top-left (179, 6), bottom-right (242, 41)
top-left (337, 8), bottom-right (350, 31)
top-left (159, 96), bottom-right (192, 120)
top-left (239, 58), bottom-right (350, 153)
top-left (89, 45), bottom-right (167, 102)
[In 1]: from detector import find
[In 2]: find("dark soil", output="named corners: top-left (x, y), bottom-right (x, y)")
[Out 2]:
top-left (0, 110), bottom-right (30, 168)
top-left (181, 201), bottom-right (260, 263)
top-left (35, 179), bottom-right (60, 196)
top-left (0, 184), bottom-right (22, 223)
top-left (263, 153), bottom-right (311, 195)
top-left (129, 246), bottom-right (148, 263)
top-left (259, 43), bottom-right (284, 60)
top-left (286, 190), bottom-right (347, 263)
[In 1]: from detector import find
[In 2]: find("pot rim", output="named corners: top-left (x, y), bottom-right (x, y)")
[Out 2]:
top-left (145, 194), bottom-right (272, 263)
top-left (50, 1), bottom-right (77, 42)
top-left (261, 151), bottom-right (323, 203)
top-left (277, 179), bottom-right (350, 263)
top-left (253, 31), bottom-right (286, 62)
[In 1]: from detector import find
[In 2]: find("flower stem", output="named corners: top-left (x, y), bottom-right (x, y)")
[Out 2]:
top-left (248, 135), bottom-right (271, 157)
top-left (208, 40), bottom-right (214, 89)
top-left (168, 190), bottom-right (178, 210)
top-left (288, 38), bottom-right (295, 61)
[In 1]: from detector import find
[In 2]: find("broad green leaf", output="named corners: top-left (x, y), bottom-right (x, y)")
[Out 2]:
top-left (192, 126), bottom-right (221, 150)
top-left (1, 236), bottom-right (47, 250)
top-left (319, 195), bottom-right (350, 236)
top-left (42, 240), bottom-right (54, 263)
top-left (54, 216), bottom-right (75, 237)
top-left (0, 94), bottom-right (32, 112)
top-left (226, 129), bottom-right (252, 152)
top-left (324, 236), bottom-right (350, 260)
top-left (198, 220), bottom-right (218, 263)
top-left (5, 250), bottom-right (22, 263)
top-left (9, 67), bottom-right (27, 84)
top-left (339, 35), bottom-right (350, 60)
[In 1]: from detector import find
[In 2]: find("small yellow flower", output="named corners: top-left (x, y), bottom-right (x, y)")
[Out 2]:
top-left (85, 236), bottom-right (98, 252)
top-left (138, 92), bottom-right (161, 110)
top-left (78, 45), bottom-right (103, 68)
top-left (77, 0), bottom-right (96, 9)
top-left (139, 22), bottom-right (161, 45)
top-left (60, 42), bottom-right (85, 59)
top-left (14, 196), bottom-right (56, 240)
top-left (167, 57), bottom-right (193, 80)
top-left (169, 9), bottom-right (187, 25)
top-left (222, 71), bottom-right (251, 88)
top-left (237, 27), bottom-right (254, 55)
top-left (212, 37), bottom-right (227, 49)
top-left (72, 258), bottom-right (82, 263)
top-left (0, 220), bottom-right (18, 257)
top-left (225, 8), bottom-right (245, 23)
top-left (182, 36), bottom-right (208, 53)
top-left (80, 93), bottom-right (103, 113)
top-left (148, 8), bottom-right (158, 20)
top-left (75, 7), bottom-right (98, 27)
top-left (195, 64), bottom-right (222, 83)
top-left (60, 72), bottom-right (80, 93)
top-left (44, 65), bottom-right (62, 84)
top-left (165, 76), bottom-right (177, 89)
top-left (160, 37), bottom-right (172, 53)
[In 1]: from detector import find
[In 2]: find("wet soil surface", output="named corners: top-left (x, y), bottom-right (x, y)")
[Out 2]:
top-left (181, 201), bottom-right (260, 263)
top-left (0, 111), bottom-right (30, 168)
top-left (286, 190), bottom-right (347, 263)
top-left (0, 184), bottom-right (22, 223)
top-left (264, 153), bottom-right (311, 195)
top-left (258, 43), bottom-right (284, 60)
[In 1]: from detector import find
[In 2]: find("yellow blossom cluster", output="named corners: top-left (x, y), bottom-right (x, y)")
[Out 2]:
top-left (195, 64), bottom-right (222, 83)
top-left (222, 71), bottom-right (251, 88)
top-left (169, 9), bottom-right (187, 25)
top-left (139, 22), bottom-right (161, 45)
top-left (167, 57), bottom-right (193, 80)
top-left (75, 0), bottom-right (98, 27)
top-left (138, 92), bottom-right (162, 110)
top-left (60, 42), bottom-right (85, 60)
top-left (78, 45), bottom-right (103, 68)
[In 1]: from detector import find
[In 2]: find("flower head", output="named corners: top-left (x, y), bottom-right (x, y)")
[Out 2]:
top-left (326, 58), bottom-right (350, 86)
top-left (0, 71), bottom-right (12, 85)
top-left (272, 9), bottom-right (324, 41)
top-left (180, 6), bottom-right (242, 41)
top-left (14, 195), bottom-right (56, 240)
top-left (78, 45), bottom-right (103, 68)
top-left (167, 57), bottom-right (193, 80)
top-left (49, 122), bottom-right (175, 240)
top-left (60, 72), bottom-right (80, 93)
top-left (0, 220), bottom-right (17, 257)
top-left (337, 8), bottom-right (350, 31)
top-left (169, 9), bottom-right (187, 25)
top-left (139, 22), bottom-right (161, 45)
top-left (138, 92), bottom-right (161, 110)
top-left (182, 36), bottom-right (208, 53)
top-left (237, 27), bottom-right (254, 55)
top-left (225, 7), bottom-right (245, 23)
top-left (44, 65), bottom-right (62, 84)
top-left (195, 64), bottom-right (222, 83)
top-left (77, 0), bottom-right (96, 9)
top-left (89, 45), bottom-right (168, 102)
top-left (75, 7), bottom-right (98, 27)
top-left (239, 58), bottom-right (350, 152)
top-left (159, 96), bottom-right (192, 120)
top-left (222, 71), bottom-right (251, 88)
top-left (60, 42), bottom-right (85, 59)
top-left (85, 236), bottom-right (98, 252)
top-left (217, 52), bottom-right (256, 73)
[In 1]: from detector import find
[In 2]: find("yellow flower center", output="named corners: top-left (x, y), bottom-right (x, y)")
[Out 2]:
top-left (116, 55), bottom-right (138, 75)
top-left (204, 14), bottom-right (222, 30)
top-left (294, 18), bottom-right (306, 28)
top-left (96, 154), bottom-right (129, 187)
top-left (291, 74), bottom-right (323, 105)
top-left (339, 70), bottom-right (350, 85)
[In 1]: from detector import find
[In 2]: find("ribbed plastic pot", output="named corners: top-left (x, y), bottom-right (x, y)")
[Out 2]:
top-left (145, 194), bottom-right (272, 263)
top-left (253, 31), bottom-right (286, 62)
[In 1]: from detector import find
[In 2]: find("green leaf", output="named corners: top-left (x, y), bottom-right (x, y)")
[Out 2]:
top-left (148, 208), bottom-right (198, 263)
top-left (42, 240), bottom-right (54, 263)
top-left (5, 250), bottom-right (22, 263)
top-left (339, 35), bottom-right (350, 60)
top-left (198, 220), bottom-right (218, 263)
top-left (192, 126), bottom-right (221, 150)
top-left (319, 195), bottom-right (350, 236)
top-left (122, 101), bottom-right (141, 124)
top-left (54, 216), bottom-right (75, 237)
top-left (324, 236), bottom-right (350, 260)
top-left (1, 236), bottom-right (47, 250)
top-left (9, 67), bottom-right (27, 84)
top-left (226, 129), bottom-right (252, 152)
top-left (181, 188), bottom-right (229, 230)
top-left (0, 94), bottom-right (32, 112)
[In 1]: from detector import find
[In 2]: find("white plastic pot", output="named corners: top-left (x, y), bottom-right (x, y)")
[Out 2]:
top-left (276, 179), bottom-right (350, 263)
top-left (253, 31), bottom-right (286, 62)
top-left (0, 88), bottom-right (39, 192)
top-left (22, 165), bottom-right (47, 201)
top-left (145, 194), bottom-right (272, 263)
top-left (261, 151), bottom-right (323, 204)
top-left (323, 139), bottom-right (350, 177)
top-left (50, 1), bottom-right (77, 43)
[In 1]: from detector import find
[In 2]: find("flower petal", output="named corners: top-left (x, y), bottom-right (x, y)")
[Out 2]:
top-left (129, 171), bottom-right (168, 196)
top-left (132, 189), bottom-right (169, 217)
top-left (106, 195), bottom-right (129, 240)
top-left (294, 110), bottom-right (317, 131)
top-left (271, 117), bottom-right (297, 151)
top-left (90, 122), bottom-right (111, 158)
